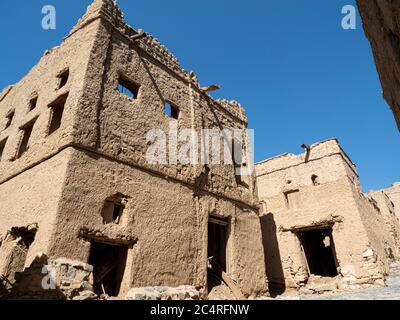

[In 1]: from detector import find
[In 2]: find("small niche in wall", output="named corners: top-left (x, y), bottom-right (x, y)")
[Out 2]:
top-left (284, 189), bottom-right (300, 209)
top-left (311, 174), bottom-right (320, 186)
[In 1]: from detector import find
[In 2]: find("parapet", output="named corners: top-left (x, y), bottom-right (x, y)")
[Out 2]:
top-left (256, 138), bottom-right (357, 176)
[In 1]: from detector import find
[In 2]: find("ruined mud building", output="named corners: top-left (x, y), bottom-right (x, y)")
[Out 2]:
top-left (0, 0), bottom-right (267, 299)
top-left (256, 139), bottom-right (400, 295)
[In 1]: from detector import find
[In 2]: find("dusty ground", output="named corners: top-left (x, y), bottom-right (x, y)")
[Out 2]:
top-left (276, 263), bottom-right (400, 300)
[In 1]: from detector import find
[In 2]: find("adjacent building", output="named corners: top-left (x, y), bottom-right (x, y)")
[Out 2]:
top-left (256, 139), bottom-right (400, 296)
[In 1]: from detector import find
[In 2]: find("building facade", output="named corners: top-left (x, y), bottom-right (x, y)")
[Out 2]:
top-left (0, 0), bottom-right (267, 299)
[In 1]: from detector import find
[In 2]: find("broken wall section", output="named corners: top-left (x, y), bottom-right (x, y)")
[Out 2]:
top-left (1, 253), bottom-right (94, 300)
top-left (367, 189), bottom-right (400, 260)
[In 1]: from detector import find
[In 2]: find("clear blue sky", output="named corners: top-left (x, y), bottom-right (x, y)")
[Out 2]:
top-left (0, 0), bottom-right (399, 191)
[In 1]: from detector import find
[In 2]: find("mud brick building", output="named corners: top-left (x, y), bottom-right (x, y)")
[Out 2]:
top-left (0, 0), bottom-right (267, 299)
top-left (256, 139), bottom-right (400, 295)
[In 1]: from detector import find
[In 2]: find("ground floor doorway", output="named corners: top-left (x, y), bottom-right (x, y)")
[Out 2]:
top-left (88, 241), bottom-right (128, 297)
top-left (297, 227), bottom-right (338, 277)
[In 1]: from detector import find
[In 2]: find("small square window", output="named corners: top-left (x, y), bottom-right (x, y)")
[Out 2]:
top-left (4, 110), bottom-right (15, 130)
top-left (58, 69), bottom-right (69, 89)
top-left (29, 96), bottom-right (38, 111)
top-left (101, 201), bottom-right (124, 225)
top-left (164, 102), bottom-right (180, 119)
top-left (118, 76), bottom-right (140, 99)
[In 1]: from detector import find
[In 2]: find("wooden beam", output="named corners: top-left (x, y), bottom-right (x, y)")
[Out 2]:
top-left (210, 260), bottom-right (245, 300)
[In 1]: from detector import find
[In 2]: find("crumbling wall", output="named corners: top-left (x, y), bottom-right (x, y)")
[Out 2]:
top-left (0, 1), bottom-right (104, 281)
top-left (2, 253), bottom-right (94, 300)
top-left (0, 151), bottom-right (70, 267)
top-left (80, 10), bottom-right (255, 207)
top-left (0, 16), bottom-right (100, 184)
top-left (351, 189), bottom-right (392, 283)
top-left (367, 189), bottom-right (400, 260)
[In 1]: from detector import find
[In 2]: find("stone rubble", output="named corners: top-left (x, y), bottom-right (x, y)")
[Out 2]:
top-left (126, 285), bottom-right (200, 300)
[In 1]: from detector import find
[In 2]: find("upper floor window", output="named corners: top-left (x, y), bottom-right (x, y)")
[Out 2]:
top-left (118, 75), bottom-right (140, 99)
top-left (164, 101), bottom-right (180, 120)
top-left (58, 69), bottom-right (69, 89)
top-left (4, 110), bottom-right (15, 130)
top-left (48, 93), bottom-right (68, 135)
top-left (17, 119), bottom-right (37, 159)
top-left (29, 95), bottom-right (38, 111)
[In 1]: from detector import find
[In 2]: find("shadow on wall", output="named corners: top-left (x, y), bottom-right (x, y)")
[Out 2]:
top-left (0, 254), bottom-right (67, 300)
top-left (260, 213), bottom-right (286, 297)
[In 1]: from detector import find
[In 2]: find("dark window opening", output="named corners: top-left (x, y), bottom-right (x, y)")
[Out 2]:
top-left (284, 190), bottom-right (300, 209)
top-left (58, 69), bottom-right (69, 89)
top-left (164, 102), bottom-right (180, 119)
top-left (311, 174), bottom-right (319, 186)
top-left (101, 200), bottom-right (124, 225)
top-left (17, 120), bottom-right (36, 159)
top-left (89, 242), bottom-right (128, 297)
top-left (29, 96), bottom-right (38, 111)
top-left (0, 138), bottom-right (7, 162)
top-left (298, 227), bottom-right (338, 277)
top-left (4, 110), bottom-right (14, 130)
top-left (48, 94), bottom-right (68, 135)
top-left (118, 76), bottom-right (140, 99)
